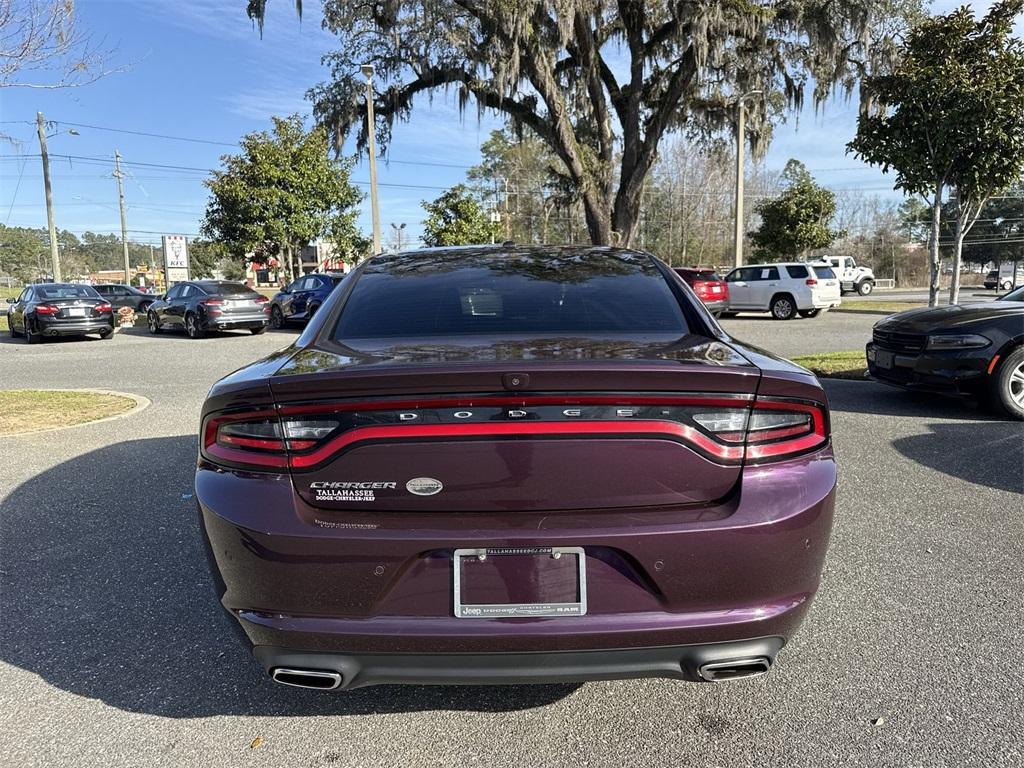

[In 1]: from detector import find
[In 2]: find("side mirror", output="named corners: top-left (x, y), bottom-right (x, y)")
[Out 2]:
top-left (5, 297), bottom-right (15, 304)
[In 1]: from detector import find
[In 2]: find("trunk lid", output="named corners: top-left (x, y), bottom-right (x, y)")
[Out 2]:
top-left (268, 335), bottom-right (759, 513)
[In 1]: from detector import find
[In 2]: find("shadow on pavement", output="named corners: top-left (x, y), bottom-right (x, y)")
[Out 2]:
top-left (822, 378), bottom-right (1000, 422)
top-left (890, 422), bottom-right (1024, 495)
top-left (0, 436), bottom-right (576, 717)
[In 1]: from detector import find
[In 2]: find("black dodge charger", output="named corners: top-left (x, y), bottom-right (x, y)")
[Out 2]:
top-left (866, 286), bottom-right (1024, 419)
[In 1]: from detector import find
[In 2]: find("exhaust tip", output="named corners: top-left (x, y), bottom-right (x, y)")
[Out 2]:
top-left (697, 657), bottom-right (771, 682)
top-left (271, 667), bottom-right (342, 690)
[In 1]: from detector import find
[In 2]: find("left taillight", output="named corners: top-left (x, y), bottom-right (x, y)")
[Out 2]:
top-left (96, 302), bottom-right (112, 313)
top-left (201, 411), bottom-right (339, 470)
top-left (35, 304), bottom-right (59, 315)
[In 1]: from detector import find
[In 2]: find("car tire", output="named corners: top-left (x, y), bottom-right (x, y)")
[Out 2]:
top-left (185, 312), bottom-right (205, 339)
top-left (24, 319), bottom-right (41, 344)
top-left (856, 280), bottom-right (874, 296)
top-left (308, 302), bottom-right (320, 319)
top-left (250, 325), bottom-right (267, 335)
top-left (798, 309), bottom-right (822, 318)
top-left (991, 346), bottom-right (1024, 420)
top-left (770, 294), bottom-right (797, 320)
top-left (1001, 280), bottom-right (1013, 291)
top-left (147, 311), bottom-right (162, 334)
top-left (718, 311), bottom-right (738, 319)
top-left (269, 306), bottom-right (284, 329)
top-left (99, 328), bottom-right (113, 340)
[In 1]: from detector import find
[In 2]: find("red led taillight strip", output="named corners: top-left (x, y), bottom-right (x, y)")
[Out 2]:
top-left (288, 420), bottom-right (744, 469)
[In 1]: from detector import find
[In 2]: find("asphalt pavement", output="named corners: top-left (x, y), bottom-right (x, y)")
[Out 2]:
top-left (1, 322), bottom-right (1022, 768)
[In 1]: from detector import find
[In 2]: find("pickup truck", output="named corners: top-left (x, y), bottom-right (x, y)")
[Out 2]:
top-left (815, 256), bottom-right (876, 296)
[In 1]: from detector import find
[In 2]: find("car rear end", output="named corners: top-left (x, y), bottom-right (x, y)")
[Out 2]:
top-left (197, 247), bottom-right (836, 689)
top-left (674, 268), bottom-right (729, 315)
top-left (200, 283), bottom-right (270, 331)
top-left (31, 285), bottom-right (113, 337)
top-left (806, 265), bottom-right (842, 309)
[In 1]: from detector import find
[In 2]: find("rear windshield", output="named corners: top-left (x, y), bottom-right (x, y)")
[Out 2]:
top-left (811, 266), bottom-right (837, 280)
top-left (35, 285), bottom-right (100, 299)
top-left (681, 269), bottom-right (721, 281)
top-left (335, 249), bottom-right (688, 338)
top-left (199, 282), bottom-right (257, 297)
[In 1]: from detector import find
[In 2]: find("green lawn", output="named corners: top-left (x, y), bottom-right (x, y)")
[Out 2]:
top-left (834, 302), bottom-right (925, 314)
top-left (791, 351), bottom-right (868, 380)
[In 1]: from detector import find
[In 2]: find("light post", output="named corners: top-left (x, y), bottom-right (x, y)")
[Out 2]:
top-left (390, 222), bottom-right (407, 252)
top-left (361, 64), bottom-right (383, 256)
top-left (35, 113), bottom-right (79, 282)
top-left (732, 90), bottom-right (762, 269)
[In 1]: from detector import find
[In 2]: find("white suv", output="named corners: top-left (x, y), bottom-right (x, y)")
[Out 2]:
top-left (723, 262), bottom-right (842, 320)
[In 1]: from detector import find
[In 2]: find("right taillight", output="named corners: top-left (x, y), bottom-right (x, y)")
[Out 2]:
top-left (805, 278), bottom-right (818, 286)
top-left (743, 399), bottom-right (828, 462)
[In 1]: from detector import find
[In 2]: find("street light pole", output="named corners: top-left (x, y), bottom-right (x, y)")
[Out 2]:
top-left (390, 222), bottom-right (407, 252)
top-left (362, 64), bottom-right (383, 256)
top-left (36, 112), bottom-right (61, 282)
top-left (732, 90), bottom-right (763, 269)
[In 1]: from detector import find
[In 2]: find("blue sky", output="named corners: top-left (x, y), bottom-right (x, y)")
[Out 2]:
top-left (0, 0), bottom-right (1014, 248)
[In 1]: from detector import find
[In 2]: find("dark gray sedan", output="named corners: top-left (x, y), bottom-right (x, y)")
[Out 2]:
top-left (146, 280), bottom-right (269, 338)
top-left (92, 284), bottom-right (157, 313)
top-left (6, 283), bottom-right (114, 343)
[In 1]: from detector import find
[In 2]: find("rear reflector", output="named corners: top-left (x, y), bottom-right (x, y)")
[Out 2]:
top-left (201, 395), bottom-right (829, 472)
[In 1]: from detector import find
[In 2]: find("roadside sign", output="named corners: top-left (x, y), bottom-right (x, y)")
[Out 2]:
top-left (162, 235), bottom-right (190, 284)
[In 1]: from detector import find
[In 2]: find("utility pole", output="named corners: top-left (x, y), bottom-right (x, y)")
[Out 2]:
top-left (732, 90), bottom-right (762, 269)
top-left (114, 150), bottom-right (131, 285)
top-left (361, 64), bottom-right (383, 256)
top-left (36, 112), bottom-right (61, 282)
top-left (503, 178), bottom-right (511, 241)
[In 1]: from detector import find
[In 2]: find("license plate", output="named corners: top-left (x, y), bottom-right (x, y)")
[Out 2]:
top-left (453, 546), bottom-right (587, 618)
top-left (875, 349), bottom-right (894, 369)
top-left (67, 307), bottom-right (87, 317)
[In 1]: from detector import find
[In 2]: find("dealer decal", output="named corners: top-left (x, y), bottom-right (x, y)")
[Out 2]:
top-left (309, 481), bottom-right (396, 502)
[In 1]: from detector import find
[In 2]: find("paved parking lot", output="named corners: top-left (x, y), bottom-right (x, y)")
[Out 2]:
top-left (1, 322), bottom-right (1021, 768)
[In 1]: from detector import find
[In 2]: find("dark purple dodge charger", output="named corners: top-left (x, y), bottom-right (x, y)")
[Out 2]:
top-left (197, 246), bottom-right (836, 690)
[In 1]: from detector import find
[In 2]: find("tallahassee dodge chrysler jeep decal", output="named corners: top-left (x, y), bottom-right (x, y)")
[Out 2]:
top-left (309, 481), bottom-right (397, 502)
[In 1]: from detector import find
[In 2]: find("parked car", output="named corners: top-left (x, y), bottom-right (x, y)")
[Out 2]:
top-left (673, 268), bottom-right (729, 315)
top-left (268, 272), bottom-right (345, 328)
top-left (6, 283), bottom-right (113, 343)
top-left (866, 285), bottom-right (1024, 419)
top-left (197, 245), bottom-right (837, 690)
top-left (147, 280), bottom-right (270, 338)
top-left (815, 256), bottom-right (875, 295)
top-left (92, 283), bottom-right (157, 313)
top-left (984, 265), bottom-right (1023, 291)
top-left (722, 262), bottom-right (841, 319)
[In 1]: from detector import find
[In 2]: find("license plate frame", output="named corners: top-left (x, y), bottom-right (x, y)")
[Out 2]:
top-left (453, 546), bottom-right (587, 619)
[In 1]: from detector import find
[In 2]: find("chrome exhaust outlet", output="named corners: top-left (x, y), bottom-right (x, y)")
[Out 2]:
top-left (697, 657), bottom-right (771, 682)
top-left (271, 667), bottom-right (343, 690)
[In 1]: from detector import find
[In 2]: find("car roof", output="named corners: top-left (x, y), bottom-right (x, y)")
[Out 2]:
top-left (370, 244), bottom-right (653, 270)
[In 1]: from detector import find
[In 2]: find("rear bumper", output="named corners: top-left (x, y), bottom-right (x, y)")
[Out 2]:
top-left (700, 298), bottom-right (729, 313)
top-left (37, 317), bottom-right (113, 335)
top-left (254, 636), bottom-right (786, 689)
top-left (203, 312), bottom-right (268, 330)
top-left (197, 446), bottom-right (836, 677)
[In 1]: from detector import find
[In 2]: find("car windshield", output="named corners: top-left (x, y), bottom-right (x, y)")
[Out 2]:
top-left (35, 285), bottom-right (100, 299)
top-left (998, 285), bottom-right (1024, 301)
top-left (201, 282), bottom-right (257, 297)
top-left (335, 248), bottom-right (688, 339)
top-left (812, 266), bottom-right (837, 279)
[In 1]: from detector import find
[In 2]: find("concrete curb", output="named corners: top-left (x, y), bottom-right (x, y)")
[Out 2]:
top-left (2, 388), bottom-right (151, 437)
